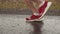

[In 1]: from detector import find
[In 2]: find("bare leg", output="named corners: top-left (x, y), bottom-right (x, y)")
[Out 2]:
top-left (24, 0), bottom-right (39, 14)
top-left (32, 0), bottom-right (42, 6)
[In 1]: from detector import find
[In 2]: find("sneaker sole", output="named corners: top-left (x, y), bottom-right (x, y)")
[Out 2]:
top-left (25, 18), bottom-right (43, 22)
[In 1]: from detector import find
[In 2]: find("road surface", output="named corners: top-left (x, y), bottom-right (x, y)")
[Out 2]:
top-left (0, 14), bottom-right (60, 34)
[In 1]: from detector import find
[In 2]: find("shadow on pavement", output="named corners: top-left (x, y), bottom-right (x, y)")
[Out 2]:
top-left (26, 21), bottom-right (44, 34)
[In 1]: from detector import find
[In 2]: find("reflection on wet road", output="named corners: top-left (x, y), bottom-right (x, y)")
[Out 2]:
top-left (26, 21), bottom-right (44, 34)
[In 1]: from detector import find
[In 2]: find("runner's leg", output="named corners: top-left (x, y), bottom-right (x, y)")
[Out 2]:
top-left (24, 0), bottom-right (39, 13)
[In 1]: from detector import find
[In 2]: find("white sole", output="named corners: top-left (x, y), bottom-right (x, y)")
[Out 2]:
top-left (26, 2), bottom-right (52, 21)
top-left (25, 19), bottom-right (42, 22)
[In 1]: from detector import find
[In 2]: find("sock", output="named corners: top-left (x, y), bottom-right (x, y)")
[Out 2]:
top-left (34, 13), bottom-right (39, 16)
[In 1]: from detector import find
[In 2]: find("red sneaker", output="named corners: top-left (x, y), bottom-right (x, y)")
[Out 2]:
top-left (26, 15), bottom-right (41, 21)
top-left (38, 1), bottom-right (52, 19)
top-left (26, 1), bottom-right (52, 21)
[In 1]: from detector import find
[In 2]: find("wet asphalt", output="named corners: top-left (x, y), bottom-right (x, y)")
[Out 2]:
top-left (0, 14), bottom-right (60, 34)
